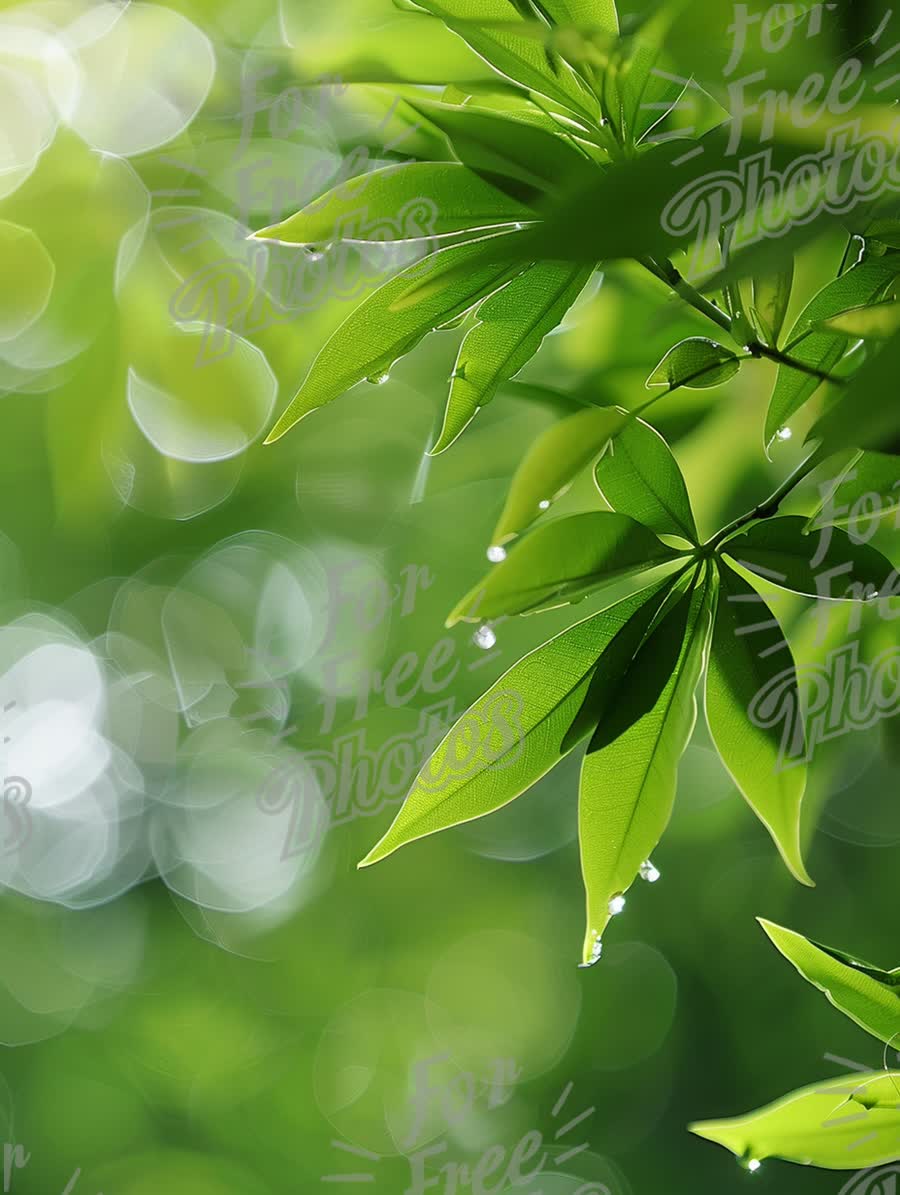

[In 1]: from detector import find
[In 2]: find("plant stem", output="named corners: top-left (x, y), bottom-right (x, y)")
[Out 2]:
top-left (640, 257), bottom-right (847, 387)
top-left (704, 444), bottom-right (829, 552)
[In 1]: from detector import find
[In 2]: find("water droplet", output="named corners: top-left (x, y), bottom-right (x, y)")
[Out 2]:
top-left (514, 222), bottom-right (524, 230)
top-left (578, 932), bottom-right (603, 969)
top-left (639, 859), bottom-right (661, 883)
top-left (305, 248), bottom-right (325, 262)
top-left (775, 426), bottom-right (793, 442)
top-left (538, 500), bottom-right (551, 511)
top-left (473, 624), bottom-right (497, 651)
top-left (366, 372), bottom-right (390, 385)
top-left (608, 893), bottom-right (626, 916)
top-left (486, 545), bottom-right (507, 563)
top-left (746, 1159), bottom-right (762, 1173)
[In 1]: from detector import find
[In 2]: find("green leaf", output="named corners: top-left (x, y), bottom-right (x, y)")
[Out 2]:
top-left (264, 235), bottom-right (521, 443)
top-left (413, 0), bottom-right (601, 125)
top-left (447, 511), bottom-right (683, 623)
top-left (810, 330), bottom-right (900, 456)
top-left (646, 337), bottom-right (741, 391)
top-left (594, 416), bottom-right (699, 543)
top-left (358, 577), bottom-right (674, 868)
top-left (434, 260), bottom-right (593, 451)
top-left (752, 260), bottom-right (794, 346)
top-left (723, 516), bottom-right (896, 602)
top-left (705, 563), bottom-right (812, 885)
top-left (765, 256), bottom-right (900, 445)
top-left (538, 0), bottom-right (618, 35)
top-left (758, 921), bottom-right (900, 1046)
top-left (820, 299), bottom-right (900, 340)
top-left (252, 162), bottom-right (533, 246)
top-left (617, 40), bottom-right (686, 147)
top-left (805, 451), bottom-right (900, 533)
top-left (690, 1071), bottom-right (900, 1170)
top-left (492, 404), bottom-right (631, 545)
top-left (579, 568), bottom-right (713, 962)
top-left (408, 96), bottom-right (590, 191)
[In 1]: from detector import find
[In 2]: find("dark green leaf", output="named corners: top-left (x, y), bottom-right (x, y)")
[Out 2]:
top-left (594, 416), bottom-right (699, 542)
top-left (448, 511), bottom-right (683, 622)
top-left (804, 451), bottom-right (900, 533)
top-left (810, 329), bottom-right (900, 456)
top-left (434, 260), bottom-right (594, 451)
top-left (646, 337), bottom-right (741, 391)
top-left (765, 256), bottom-right (900, 445)
top-left (752, 260), bottom-right (793, 346)
top-left (723, 516), bottom-right (896, 601)
top-left (705, 563), bottom-right (811, 885)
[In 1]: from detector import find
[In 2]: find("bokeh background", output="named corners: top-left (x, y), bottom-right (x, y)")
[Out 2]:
top-left (0, 0), bottom-right (897, 1191)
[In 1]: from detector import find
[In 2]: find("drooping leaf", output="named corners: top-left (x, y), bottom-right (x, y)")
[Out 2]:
top-left (758, 921), bottom-right (900, 1046)
top-left (434, 260), bottom-right (593, 451)
top-left (407, 95), bottom-right (591, 192)
top-left (810, 329), bottom-right (900, 457)
top-left (492, 404), bottom-right (631, 545)
top-left (264, 234), bottom-right (522, 442)
top-left (705, 563), bottom-right (812, 885)
top-left (447, 511), bottom-right (683, 623)
top-left (413, 0), bottom-right (601, 125)
top-left (820, 299), bottom-right (900, 340)
top-left (765, 256), bottom-right (900, 445)
top-left (690, 1071), bottom-right (900, 1170)
top-left (723, 516), bottom-right (896, 602)
top-left (252, 162), bottom-right (533, 246)
top-left (804, 451), bottom-right (900, 533)
top-left (594, 416), bottom-right (699, 543)
top-left (646, 337), bottom-right (741, 391)
top-left (752, 260), bottom-right (794, 346)
top-left (579, 568), bottom-right (713, 961)
top-left (358, 577), bottom-right (674, 867)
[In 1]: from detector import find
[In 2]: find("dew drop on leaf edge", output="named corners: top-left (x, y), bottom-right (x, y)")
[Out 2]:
top-left (473, 624), bottom-right (496, 651)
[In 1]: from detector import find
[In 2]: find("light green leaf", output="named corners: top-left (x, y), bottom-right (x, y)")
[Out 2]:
top-left (820, 299), bottom-right (900, 340)
top-left (448, 511), bottom-right (683, 623)
top-left (758, 921), bottom-right (900, 1046)
top-left (705, 563), bottom-right (812, 885)
top-left (413, 0), bottom-right (601, 125)
top-left (492, 404), bottom-right (631, 545)
top-left (723, 516), bottom-right (896, 602)
top-left (264, 235), bottom-right (520, 443)
top-left (690, 1071), bottom-right (900, 1170)
top-left (408, 96), bottom-right (590, 191)
top-left (252, 162), bottom-right (532, 246)
top-left (579, 568), bottom-right (713, 961)
top-left (646, 337), bottom-right (741, 391)
top-left (618, 41), bottom-right (686, 147)
top-left (358, 577), bottom-right (674, 868)
top-left (594, 416), bottom-right (699, 543)
top-left (765, 256), bottom-right (900, 445)
top-left (538, 0), bottom-right (618, 35)
top-left (804, 451), bottom-right (900, 533)
top-left (752, 260), bottom-right (794, 346)
top-left (434, 260), bottom-right (593, 451)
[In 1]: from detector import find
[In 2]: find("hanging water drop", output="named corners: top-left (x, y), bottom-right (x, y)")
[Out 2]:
top-left (305, 247), bottom-right (325, 263)
top-left (775, 426), bottom-right (793, 442)
top-left (366, 372), bottom-right (390, 385)
top-left (486, 545), bottom-right (507, 563)
top-left (538, 500), bottom-right (551, 511)
top-left (747, 1160), bottom-right (761, 1173)
top-left (608, 893), bottom-right (626, 916)
top-left (639, 859), bottom-right (661, 883)
top-left (578, 932), bottom-right (603, 968)
top-left (473, 624), bottom-right (497, 651)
